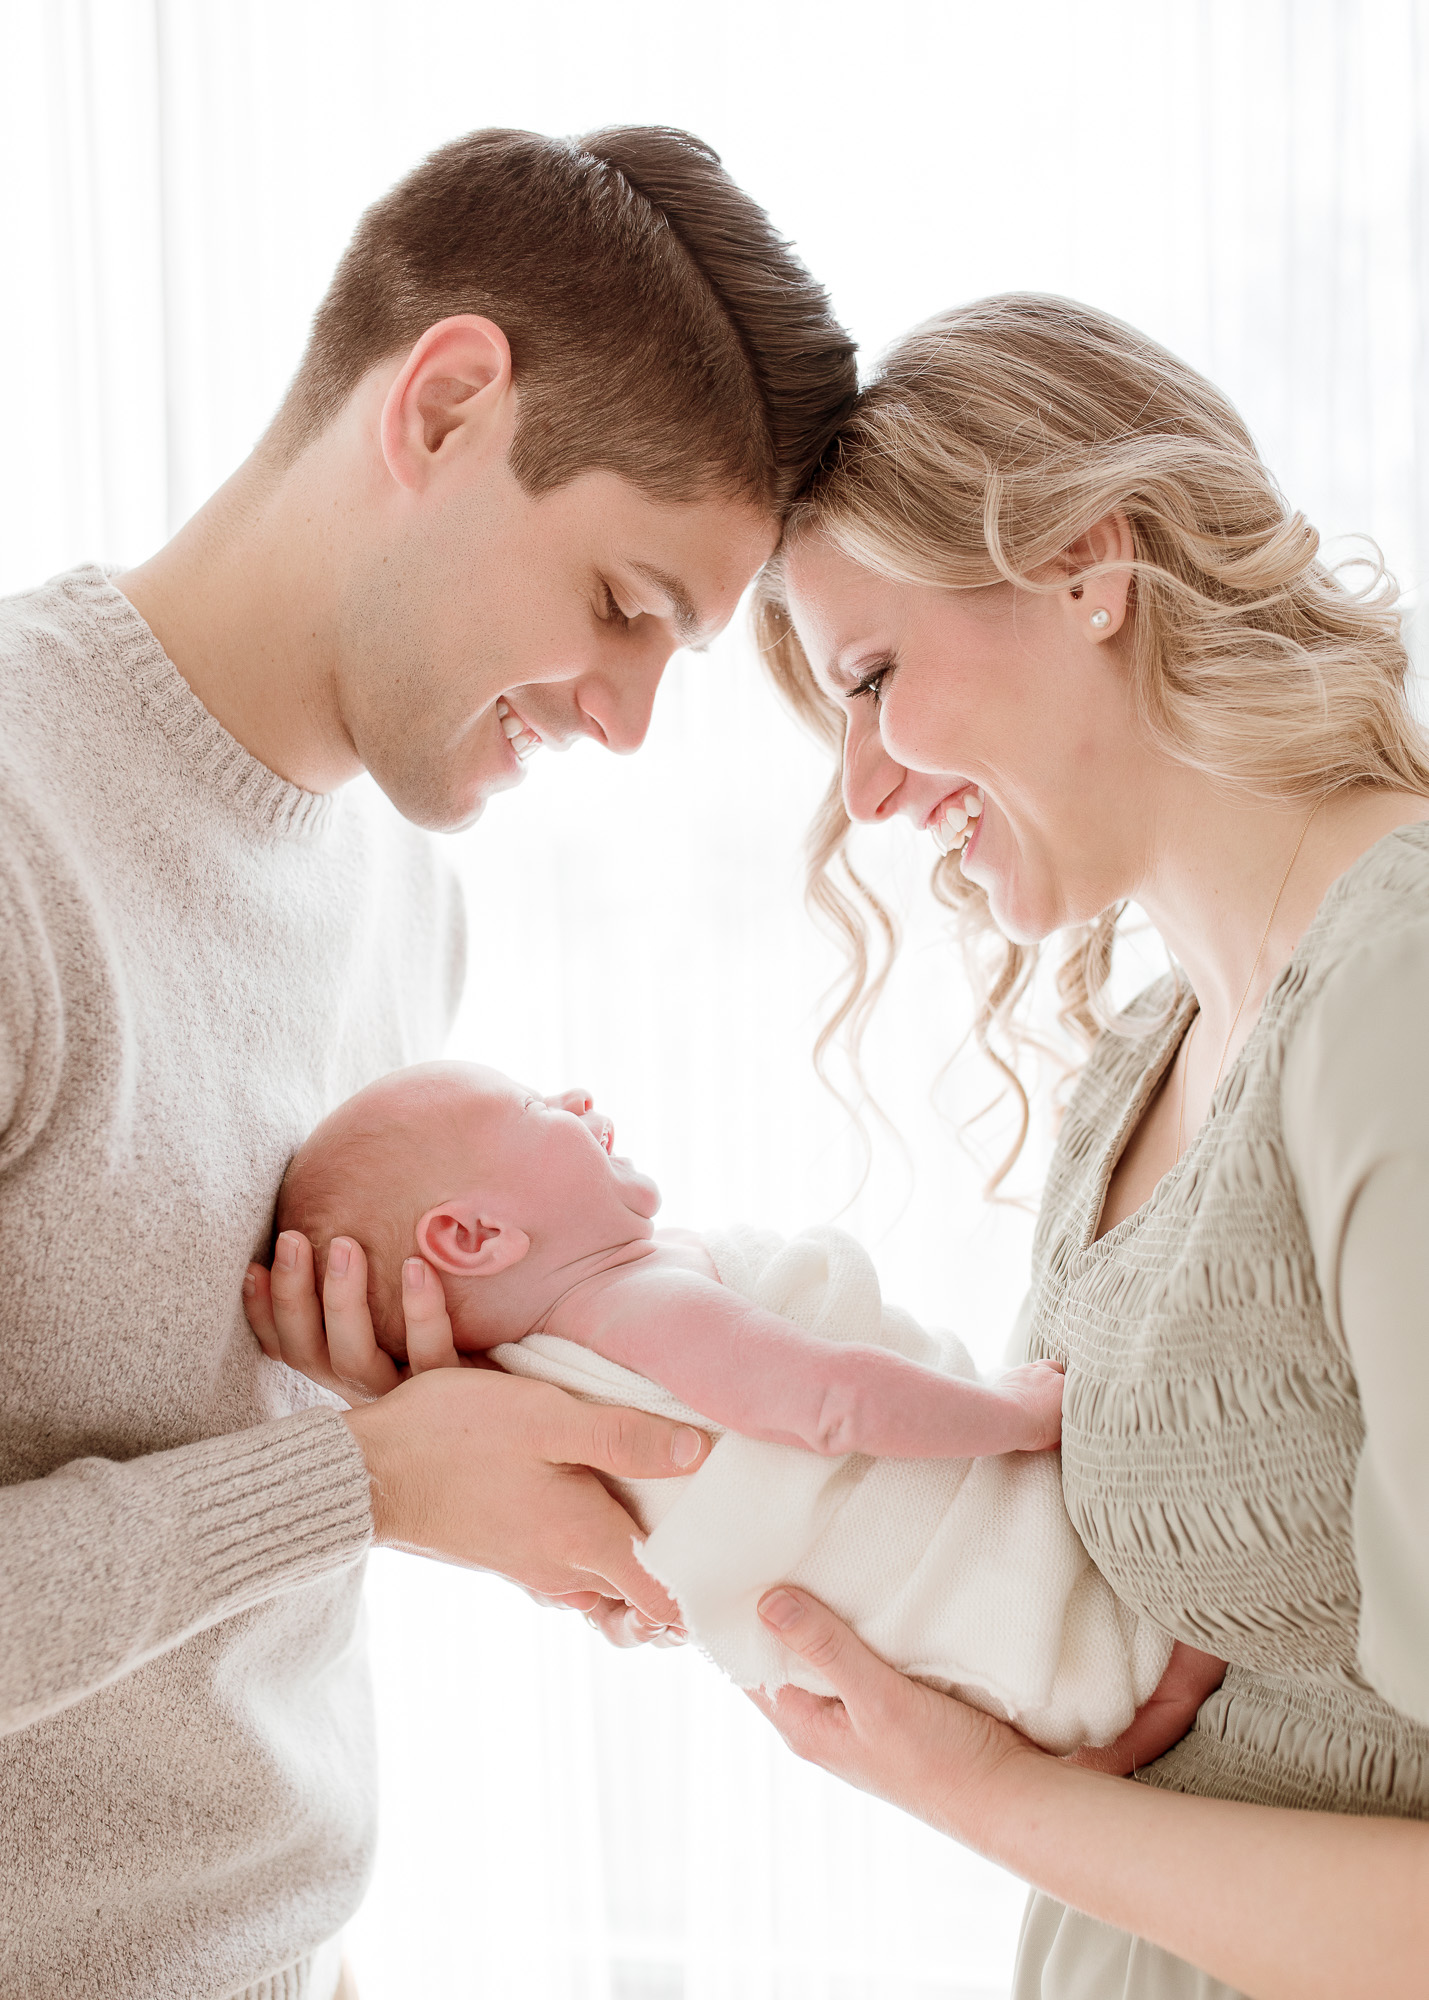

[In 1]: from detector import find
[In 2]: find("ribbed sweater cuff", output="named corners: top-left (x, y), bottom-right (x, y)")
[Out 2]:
top-left (149, 1408), bottom-right (373, 1626)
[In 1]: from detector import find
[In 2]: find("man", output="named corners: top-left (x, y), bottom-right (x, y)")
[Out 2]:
top-left (0, 124), bottom-right (855, 1997)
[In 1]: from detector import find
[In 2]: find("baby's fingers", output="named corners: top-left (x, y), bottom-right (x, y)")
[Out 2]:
top-left (324, 1238), bottom-right (402, 1401)
top-left (401, 1257), bottom-right (462, 1372)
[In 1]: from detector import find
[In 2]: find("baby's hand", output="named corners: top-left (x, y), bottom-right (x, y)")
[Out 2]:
top-left (996, 1358), bottom-right (1065, 1452)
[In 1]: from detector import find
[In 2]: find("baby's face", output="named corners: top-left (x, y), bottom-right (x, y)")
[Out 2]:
top-left (444, 1067), bottom-right (662, 1246)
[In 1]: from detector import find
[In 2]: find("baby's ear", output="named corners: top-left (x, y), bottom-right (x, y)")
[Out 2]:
top-left (416, 1197), bottom-right (530, 1278)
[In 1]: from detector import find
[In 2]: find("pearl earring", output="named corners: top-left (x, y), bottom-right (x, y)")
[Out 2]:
top-left (1089, 609), bottom-right (1111, 630)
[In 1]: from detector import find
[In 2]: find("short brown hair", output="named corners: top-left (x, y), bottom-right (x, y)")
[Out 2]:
top-left (268, 125), bottom-right (856, 509)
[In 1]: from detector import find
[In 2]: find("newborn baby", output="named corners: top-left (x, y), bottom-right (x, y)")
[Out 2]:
top-left (279, 1063), bottom-right (1066, 1460)
top-left (279, 1062), bottom-right (1222, 1759)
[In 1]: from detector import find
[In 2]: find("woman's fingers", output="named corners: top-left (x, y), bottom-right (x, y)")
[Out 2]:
top-left (323, 1238), bottom-right (402, 1401)
top-left (401, 1257), bottom-right (462, 1372)
top-left (759, 1587), bottom-right (900, 1723)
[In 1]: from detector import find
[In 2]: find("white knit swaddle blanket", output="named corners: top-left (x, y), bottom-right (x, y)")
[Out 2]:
top-left (493, 1224), bottom-right (1170, 1753)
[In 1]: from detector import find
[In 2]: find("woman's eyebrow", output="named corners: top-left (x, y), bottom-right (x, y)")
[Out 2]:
top-left (826, 644), bottom-right (888, 692)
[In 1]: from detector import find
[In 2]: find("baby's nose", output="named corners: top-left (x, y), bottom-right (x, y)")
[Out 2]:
top-left (547, 1087), bottom-right (595, 1114)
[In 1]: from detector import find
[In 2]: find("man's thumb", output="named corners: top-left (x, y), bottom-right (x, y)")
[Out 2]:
top-left (574, 1403), bottom-right (710, 1480)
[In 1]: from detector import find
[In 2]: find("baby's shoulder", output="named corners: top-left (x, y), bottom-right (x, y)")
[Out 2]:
top-left (647, 1228), bottom-right (721, 1282)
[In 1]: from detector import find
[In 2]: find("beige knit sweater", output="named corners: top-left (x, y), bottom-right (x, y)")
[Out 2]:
top-left (0, 567), bottom-right (465, 1997)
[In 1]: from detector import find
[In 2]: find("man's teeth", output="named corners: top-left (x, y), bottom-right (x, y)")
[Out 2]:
top-left (931, 788), bottom-right (983, 856)
top-left (496, 697), bottom-right (542, 762)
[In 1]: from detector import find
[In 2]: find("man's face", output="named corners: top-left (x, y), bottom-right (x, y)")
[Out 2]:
top-left (334, 445), bottom-right (778, 832)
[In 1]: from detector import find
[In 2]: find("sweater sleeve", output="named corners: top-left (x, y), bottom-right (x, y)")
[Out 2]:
top-left (1281, 918), bottom-right (1429, 1726)
top-left (0, 1408), bottom-right (374, 1736)
top-left (0, 844), bottom-right (65, 1174)
top-left (0, 841), bottom-right (373, 1736)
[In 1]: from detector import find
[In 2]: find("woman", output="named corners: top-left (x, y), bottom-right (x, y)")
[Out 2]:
top-left (746, 293), bottom-right (1429, 2000)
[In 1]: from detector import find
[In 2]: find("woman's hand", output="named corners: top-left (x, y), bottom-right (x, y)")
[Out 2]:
top-left (753, 1589), bottom-right (1429, 2000)
top-left (243, 1229), bottom-right (705, 1639)
top-left (751, 1586), bottom-right (1040, 1841)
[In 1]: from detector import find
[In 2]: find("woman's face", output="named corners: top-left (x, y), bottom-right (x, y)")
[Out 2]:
top-left (783, 533), bottom-right (1153, 944)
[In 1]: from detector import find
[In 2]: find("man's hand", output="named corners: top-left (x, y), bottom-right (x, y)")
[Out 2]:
top-left (244, 1230), bottom-right (447, 1402)
top-left (346, 1366), bottom-right (704, 1624)
top-left (243, 1229), bottom-right (708, 1631)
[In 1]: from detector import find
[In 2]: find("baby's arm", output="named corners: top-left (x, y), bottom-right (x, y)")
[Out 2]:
top-left (549, 1262), bottom-right (1063, 1458)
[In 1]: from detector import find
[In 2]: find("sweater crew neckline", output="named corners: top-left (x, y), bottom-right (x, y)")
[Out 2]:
top-left (65, 564), bottom-right (341, 842)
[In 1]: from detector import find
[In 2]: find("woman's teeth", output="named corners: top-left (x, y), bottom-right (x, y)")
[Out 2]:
top-left (931, 788), bottom-right (983, 857)
top-left (496, 698), bottom-right (542, 762)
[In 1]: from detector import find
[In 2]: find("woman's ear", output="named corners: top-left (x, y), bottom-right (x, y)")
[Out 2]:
top-left (1062, 509), bottom-right (1135, 638)
top-left (379, 313), bottom-right (515, 493)
top-left (415, 1196), bottom-right (530, 1278)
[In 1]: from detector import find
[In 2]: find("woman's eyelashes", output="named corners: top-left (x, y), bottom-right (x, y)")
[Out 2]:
top-left (849, 658), bottom-right (894, 705)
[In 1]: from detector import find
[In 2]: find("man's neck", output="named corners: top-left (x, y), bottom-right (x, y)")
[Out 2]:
top-left (115, 446), bottom-right (365, 795)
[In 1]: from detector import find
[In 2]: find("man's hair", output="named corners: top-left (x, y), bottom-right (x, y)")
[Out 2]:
top-left (266, 125), bottom-right (857, 509)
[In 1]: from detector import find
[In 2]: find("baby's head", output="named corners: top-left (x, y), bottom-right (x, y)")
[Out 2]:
top-left (277, 1061), bottom-right (661, 1357)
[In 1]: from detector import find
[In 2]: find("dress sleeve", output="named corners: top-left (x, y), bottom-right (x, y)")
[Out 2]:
top-left (1281, 919), bottom-right (1429, 1725)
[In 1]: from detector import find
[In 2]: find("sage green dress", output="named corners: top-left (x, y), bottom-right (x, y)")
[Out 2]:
top-left (1010, 824), bottom-right (1429, 1999)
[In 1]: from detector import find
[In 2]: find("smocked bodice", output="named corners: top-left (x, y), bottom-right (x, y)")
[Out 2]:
top-left (1025, 825), bottom-right (1429, 1818)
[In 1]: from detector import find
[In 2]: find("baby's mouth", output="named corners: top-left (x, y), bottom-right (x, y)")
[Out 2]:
top-left (929, 786), bottom-right (984, 857)
top-left (496, 697), bottom-right (542, 763)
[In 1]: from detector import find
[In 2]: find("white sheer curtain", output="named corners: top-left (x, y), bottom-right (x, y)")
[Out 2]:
top-left (4, 3), bottom-right (1428, 1994)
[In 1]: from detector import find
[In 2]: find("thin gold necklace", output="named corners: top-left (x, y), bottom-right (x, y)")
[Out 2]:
top-left (1175, 799), bottom-right (1324, 1160)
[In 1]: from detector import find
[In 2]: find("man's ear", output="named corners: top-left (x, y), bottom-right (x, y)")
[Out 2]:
top-left (415, 1195), bottom-right (530, 1277)
top-left (379, 314), bottom-right (514, 493)
top-left (1061, 509), bottom-right (1136, 638)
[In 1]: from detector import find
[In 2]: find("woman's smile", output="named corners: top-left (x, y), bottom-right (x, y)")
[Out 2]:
top-left (927, 785), bottom-right (984, 857)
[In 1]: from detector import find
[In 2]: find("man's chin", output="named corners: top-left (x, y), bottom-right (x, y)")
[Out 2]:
top-left (368, 759), bottom-right (519, 835)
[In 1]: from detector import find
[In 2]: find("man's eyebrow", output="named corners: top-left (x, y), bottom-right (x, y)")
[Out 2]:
top-left (628, 561), bottom-right (703, 646)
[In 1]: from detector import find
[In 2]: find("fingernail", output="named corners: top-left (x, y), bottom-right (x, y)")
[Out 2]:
top-left (759, 1589), bottom-right (801, 1631)
top-left (242, 1268), bottom-right (257, 1298)
top-left (403, 1258), bottom-right (426, 1292)
top-left (671, 1426), bottom-right (702, 1468)
top-left (275, 1233), bottom-right (298, 1270)
top-left (329, 1238), bottom-right (351, 1277)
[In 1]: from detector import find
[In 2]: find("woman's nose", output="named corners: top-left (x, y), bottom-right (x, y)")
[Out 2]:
top-left (841, 712), bottom-right (909, 823)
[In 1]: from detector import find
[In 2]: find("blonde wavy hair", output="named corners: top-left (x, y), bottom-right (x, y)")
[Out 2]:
top-left (753, 292), bottom-right (1429, 1188)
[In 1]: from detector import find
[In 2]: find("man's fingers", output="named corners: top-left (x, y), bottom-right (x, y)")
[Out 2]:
top-left (578, 1495), bottom-right (684, 1627)
top-left (268, 1231), bottom-right (334, 1381)
top-left (242, 1263), bottom-right (280, 1358)
top-left (323, 1238), bottom-right (401, 1401)
top-left (583, 1598), bottom-right (677, 1650)
top-left (402, 1257), bottom-right (462, 1373)
top-left (561, 1402), bottom-right (711, 1482)
top-left (758, 1587), bottom-right (897, 1720)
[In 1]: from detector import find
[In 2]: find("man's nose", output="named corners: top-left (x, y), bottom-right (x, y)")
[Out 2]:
top-left (841, 710), bottom-right (909, 823)
top-left (576, 642), bottom-right (671, 755)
